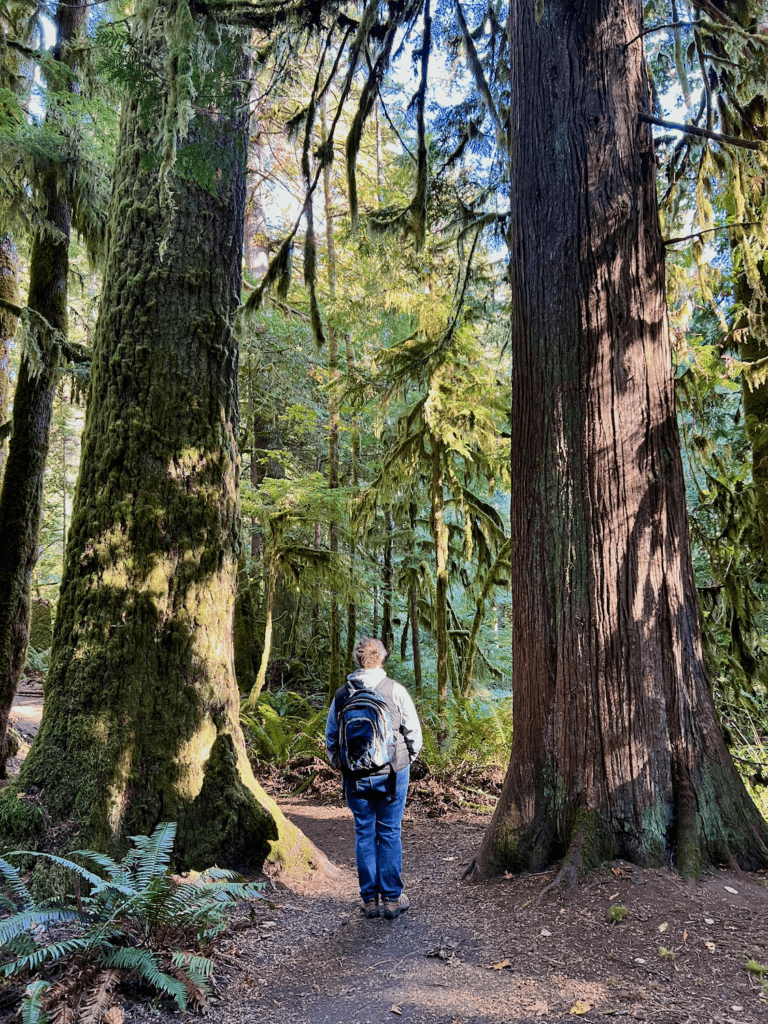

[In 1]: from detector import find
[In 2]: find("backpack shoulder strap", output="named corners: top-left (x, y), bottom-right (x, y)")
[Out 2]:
top-left (334, 682), bottom-right (353, 715)
top-left (376, 677), bottom-right (395, 699)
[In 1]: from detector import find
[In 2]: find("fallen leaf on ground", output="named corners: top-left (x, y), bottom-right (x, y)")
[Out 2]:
top-left (490, 959), bottom-right (510, 970)
top-left (658, 922), bottom-right (668, 933)
top-left (704, 918), bottom-right (714, 925)
top-left (724, 886), bottom-right (739, 894)
top-left (391, 1006), bottom-right (402, 1016)
top-left (570, 1001), bottom-right (590, 1015)
top-left (704, 941), bottom-right (716, 951)
top-left (103, 1009), bottom-right (124, 1024)
top-left (540, 928), bottom-right (551, 936)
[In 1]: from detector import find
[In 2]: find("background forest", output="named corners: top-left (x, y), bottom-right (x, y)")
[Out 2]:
top-left (1, 0), bottom-right (768, 852)
top-left (3, 0), bottom-right (768, 1019)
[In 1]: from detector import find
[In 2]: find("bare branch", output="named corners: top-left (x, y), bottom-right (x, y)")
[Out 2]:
top-left (664, 221), bottom-right (762, 246)
top-left (639, 113), bottom-right (764, 150)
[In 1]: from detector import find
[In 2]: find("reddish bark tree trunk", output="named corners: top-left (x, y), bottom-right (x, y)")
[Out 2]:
top-left (474, 0), bottom-right (768, 879)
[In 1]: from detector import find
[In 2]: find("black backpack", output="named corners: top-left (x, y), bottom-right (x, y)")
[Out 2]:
top-left (335, 679), bottom-right (400, 780)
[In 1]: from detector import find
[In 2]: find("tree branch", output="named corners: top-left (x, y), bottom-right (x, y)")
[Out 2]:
top-left (664, 221), bottom-right (761, 246)
top-left (639, 113), bottom-right (764, 150)
top-left (0, 296), bottom-right (24, 318)
top-left (625, 21), bottom-right (695, 47)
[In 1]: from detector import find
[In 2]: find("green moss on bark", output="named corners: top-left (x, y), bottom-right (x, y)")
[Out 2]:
top-left (4, 18), bottom-right (336, 883)
top-left (175, 734), bottom-right (277, 871)
top-left (233, 582), bottom-right (261, 694)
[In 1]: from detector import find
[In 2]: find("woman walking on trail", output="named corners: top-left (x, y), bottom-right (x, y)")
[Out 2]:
top-left (326, 638), bottom-right (422, 919)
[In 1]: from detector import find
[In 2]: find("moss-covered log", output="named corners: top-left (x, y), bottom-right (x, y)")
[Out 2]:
top-left (472, 0), bottom-right (768, 881)
top-left (0, 13), bottom-right (338, 882)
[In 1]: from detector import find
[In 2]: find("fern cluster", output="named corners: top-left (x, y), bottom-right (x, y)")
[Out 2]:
top-left (241, 690), bottom-right (327, 765)
top-left (0, 822), bottom-right (264, 1022)
top-left (416, 689), bottom-right (513, 778)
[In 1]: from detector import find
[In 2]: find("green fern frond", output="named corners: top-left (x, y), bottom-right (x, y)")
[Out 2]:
top-left (127, 822), bottom-right (176, 886)
top-left (102, 947), bottom-right (188, 1009)
top-left (21, 979), bottom-right (50, 1024)
top-left (0, 908), bottom-right (81, 948)
top-left (1, 937), bottom-right (91, 979)
top-left (71, 849), bottom-right (125, 882)
top-left (5, 851), bottom-right (107, 889)
top-left (0, 856), bottom-right (34, 910)
top-left (170, 950), bottom-right (213, 992)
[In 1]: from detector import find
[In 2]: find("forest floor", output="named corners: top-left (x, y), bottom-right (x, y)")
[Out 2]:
top-left (137, 765), bottom-right (768, 1024)
top-left (5, 696), bottom-right (768, 1024)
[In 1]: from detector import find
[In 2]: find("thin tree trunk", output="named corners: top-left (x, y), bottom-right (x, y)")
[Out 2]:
top-left (431, 445), bottom-right (449, 729)
top-left (0, 0), bottom-right (83, 775)
top-left (243, 90), bottom-right (270, 280)
top-left (382, 508), bottom-right (395, 655)
top-left (5, 16), bottom-right (339, 883)
top-left (473, 0), bottom-right (768, 880)
top-left (244, 551), bottom-right (277, 709)
top-left (344, 333), bottom-right (359, 675)
top-left (408, 502), bottom-right (422, 694)
top-left (410, 583), bottom-right (422, 695)
top-left (461, 539), bottom-right (510, 698)
top-left (323, 105), bottom-right (341, 701)
top-left (0, 234), bottom-right (19, 489)
top-left (375, 99), bottom-right (384, 206)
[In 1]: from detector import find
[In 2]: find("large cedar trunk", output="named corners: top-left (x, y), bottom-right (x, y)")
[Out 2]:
top-left (2, 17), bottom-right (335, 879)
top-left (474, 0), bottom-right (768, 879)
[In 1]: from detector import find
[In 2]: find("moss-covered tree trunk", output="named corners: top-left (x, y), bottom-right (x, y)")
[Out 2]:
top-left (409, 583), bottom-right (422, 695)
top-left (344, 334), bottom-right (359, 676)
top-left (382, 507), bottom-right (395, 656)
top-left (0, 0), bottom-right (85, 775)
top-left (0, 234), bottom-right (19, 487)
top-left (323, 133), bottom-right (341, 700)
top-left (431, 445), bottom-right (449, 728)
top-left (473, 0), bottom-right (768, 880)
top-left (3, 17), bottom-right (336, 879)
top-left (737, 273), bottom-right (768, 559)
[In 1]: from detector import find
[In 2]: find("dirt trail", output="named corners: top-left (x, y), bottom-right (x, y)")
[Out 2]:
top-left (126, 794), bottom-right (768, 1024)
top-left (4, 695), bottom-right (768, 1023)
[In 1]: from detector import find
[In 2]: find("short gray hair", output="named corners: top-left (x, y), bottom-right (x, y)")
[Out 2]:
top-left (354, 637), bottom-right (387, 669)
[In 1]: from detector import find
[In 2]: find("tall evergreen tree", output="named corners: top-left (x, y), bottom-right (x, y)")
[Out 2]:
top-left (2, 7), bottom-right (336, 878)
top-left (0, 0), bottom-right (89, 776)
top-left (473, 0), bottom-right (768, 879)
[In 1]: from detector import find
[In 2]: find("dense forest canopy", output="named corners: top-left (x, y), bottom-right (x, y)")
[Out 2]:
top-left (0, 0), bottom-right (766, 884)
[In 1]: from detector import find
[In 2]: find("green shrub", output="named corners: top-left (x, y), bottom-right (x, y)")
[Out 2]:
top-left (241, 690), bottom-right (327, 765)
top-left (417, 690), bottom-right (513, 776)
top-left (0, 822), bottom-right (264, 1021)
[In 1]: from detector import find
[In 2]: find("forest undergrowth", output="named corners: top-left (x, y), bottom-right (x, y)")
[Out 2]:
top-left (2, 673), bottom-right (768, 1022)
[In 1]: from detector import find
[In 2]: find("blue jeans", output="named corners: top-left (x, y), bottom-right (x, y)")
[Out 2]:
top-left (345, 766), bottom-right (410, 902)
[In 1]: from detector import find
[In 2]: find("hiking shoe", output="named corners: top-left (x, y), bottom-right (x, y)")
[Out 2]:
top-left (362, 898), bottom-right (379, 918)
top-left (382, 894), bottom-right (410, 919)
